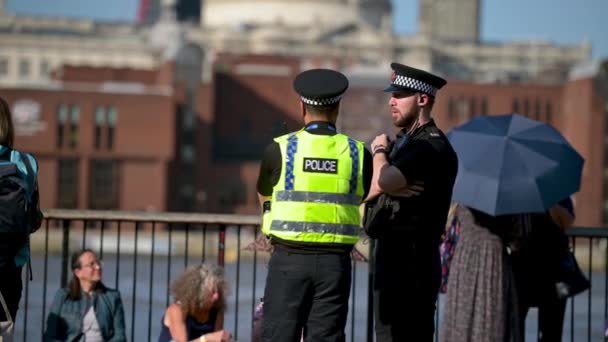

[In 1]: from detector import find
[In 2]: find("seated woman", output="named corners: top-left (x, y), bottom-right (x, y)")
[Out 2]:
top-left (158, 264), bottom-right (232, 342)
top-left (45, 249), bottom-right (126, 342)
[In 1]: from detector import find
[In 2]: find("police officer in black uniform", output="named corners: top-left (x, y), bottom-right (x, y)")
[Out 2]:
top-left (256, 69), bottom-right (373, 342)
top-left (367, 63), bottom-right (458, 341)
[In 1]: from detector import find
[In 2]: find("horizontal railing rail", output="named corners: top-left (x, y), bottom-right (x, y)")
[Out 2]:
top-left (12, 210), bottom-right (608, 342)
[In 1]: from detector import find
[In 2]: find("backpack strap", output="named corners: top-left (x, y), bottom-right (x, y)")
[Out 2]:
top-left (7, 150), bottom-right (38, 201)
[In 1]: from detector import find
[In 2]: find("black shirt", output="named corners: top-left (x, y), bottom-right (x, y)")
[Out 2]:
top-left (256, 121), bottom-right (373, 254)
top-left (385, 119), bottom-right (458, 241)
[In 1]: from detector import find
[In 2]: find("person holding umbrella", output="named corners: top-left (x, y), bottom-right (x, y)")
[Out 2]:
top-left (439, 113), bottom-right (585, 342)
top-left (439, 204), bottom-right (527, 342)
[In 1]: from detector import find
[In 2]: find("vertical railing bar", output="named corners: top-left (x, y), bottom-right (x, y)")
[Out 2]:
top-left (185, 223), bottom-right (190, 268)
top-left (61, 219), bottom-right (71, 288)
top-left (367, 239), bottom-right (375, 342)
top-left (166, 223), bottom-right (173, 308)
top-left (130, 221), bottom-right (140, 342)
top-left (99, 220), bottom-right (105, 260)
top-left (82, 219), bottom-right (87, 249)
top-left (251, 227), bottom-right (258, 336)
top-left (148, 222), bottom-right (156, 342)
top-left (218, 224), bottom-right (226, 267)
top-left (202, 224), bottom-right (207, 263)
top-left (41, 218), bottom-right (51, 338)
top-left (115, 221), bottom-right (122, 289)
top-left (587, 237), bottom-right (593, 342)
top-left (570, 236), bottom-right (576, 342)
top-left (234, 225), bottom-right (241, 340)
top-left (605, 235), bottom-right (608, 337)
top-left (350, 259), bottom-right (356, 342)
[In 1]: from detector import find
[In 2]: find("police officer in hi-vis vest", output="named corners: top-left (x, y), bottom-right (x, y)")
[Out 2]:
top-left (256, 69), bottom-right (372, 342)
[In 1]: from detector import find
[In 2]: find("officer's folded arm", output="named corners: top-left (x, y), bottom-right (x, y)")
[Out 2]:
top-left (366, 153), bottom-right (411, 201)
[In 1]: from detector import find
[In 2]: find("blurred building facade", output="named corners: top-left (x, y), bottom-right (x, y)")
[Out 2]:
top-left (0, 1), bottom-right (606, 227)
top-left (0, 0), bottom-right (591, 88)
top-left (2, 55), bottom-right (607, 227)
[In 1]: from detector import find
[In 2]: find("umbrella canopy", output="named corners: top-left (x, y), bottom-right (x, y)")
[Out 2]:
top-left (447, 113), bottom-right (584, 216)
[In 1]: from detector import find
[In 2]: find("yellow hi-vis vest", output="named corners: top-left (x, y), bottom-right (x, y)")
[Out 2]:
top-left (262, 130), bottom-right (365, 245)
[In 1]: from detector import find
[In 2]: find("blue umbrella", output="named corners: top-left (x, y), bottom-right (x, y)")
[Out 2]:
top-left (447, 113), bottom-right (584, 216)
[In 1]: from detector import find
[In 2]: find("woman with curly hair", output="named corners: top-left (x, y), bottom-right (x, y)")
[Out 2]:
top-left (158, 264), bottom-right (232, 342)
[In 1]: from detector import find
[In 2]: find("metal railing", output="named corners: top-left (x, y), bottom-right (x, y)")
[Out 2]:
top-left (12, 210), bottom-right (608, 342)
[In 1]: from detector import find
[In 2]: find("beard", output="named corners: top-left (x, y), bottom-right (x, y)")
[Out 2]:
top-left (393, 108), bottom-right (419, 129)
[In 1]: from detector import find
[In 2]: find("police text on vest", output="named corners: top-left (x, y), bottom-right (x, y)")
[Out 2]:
top-left (303, 158), bottom-right (338, 174)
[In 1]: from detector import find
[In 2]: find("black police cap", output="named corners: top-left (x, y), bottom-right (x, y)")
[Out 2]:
top-left (293, 69), bottom-right (349, 106)
top-left (383, 62), bottom-right (447, 96)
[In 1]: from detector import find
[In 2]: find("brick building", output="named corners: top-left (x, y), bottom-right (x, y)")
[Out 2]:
top-left (2, 64), bottom-right (179, 211)
top-left (2, 56), bottom-right (607, 227)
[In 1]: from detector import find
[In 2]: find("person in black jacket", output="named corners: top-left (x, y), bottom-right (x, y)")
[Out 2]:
top-left (367, 63), bottom-right (458, 342)
top-left (513, 197), bottom-right (576, 342)
top-left (0, 97), bottom-right (43, 339)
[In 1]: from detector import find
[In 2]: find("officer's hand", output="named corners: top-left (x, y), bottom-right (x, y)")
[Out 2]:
top-left (392, 181), bottom-right (424, 197)
top-left (371, 134), bottom-right (390, 152)
top-left (244, 234), bottom-right (274, 253)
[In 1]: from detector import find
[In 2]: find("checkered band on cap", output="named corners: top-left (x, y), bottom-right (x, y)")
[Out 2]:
top-left (300, 95), bottom-right (342, 106)
top-left (392, 75), bottom-right (438, 96)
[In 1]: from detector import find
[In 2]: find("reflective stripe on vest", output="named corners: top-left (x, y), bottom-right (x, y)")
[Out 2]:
top-left (270, 221), bottom-right (359, 237)
top-left (263, 130), bottom-right (364, 245)
top-left (274, 190), bottom-right (361, 206)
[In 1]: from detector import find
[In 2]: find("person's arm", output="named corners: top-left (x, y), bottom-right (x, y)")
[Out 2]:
top-left (366, 134), bottom-right (423, 201)
top-left (199, 310), bottom-right (232, 342)
top-left (549, 204), bottom-right (574, 230)
top-left (164, 303), bottom-right (191, 342)
top-left (106, 291), bottom-right (126, 342)
top-left (44, 290), bottom-right (67, 342)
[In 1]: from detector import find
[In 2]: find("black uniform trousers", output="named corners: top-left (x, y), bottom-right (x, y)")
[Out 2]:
top-left (261, 247), bottom-right (352, 342)
top-left (373, 236), bottom-right (441, 342)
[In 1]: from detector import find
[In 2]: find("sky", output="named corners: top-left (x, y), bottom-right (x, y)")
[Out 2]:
top-left (5, 0), bottom-right (608, 59)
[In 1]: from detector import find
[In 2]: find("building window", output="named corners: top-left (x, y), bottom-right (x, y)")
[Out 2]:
top-left (89, 160), bottom-right (119, 209)
top-left (94, 106), bottom-right (105, 150)
top-left (0, 57), bottom-right (8, 77)
top-left (448, 97), bottom-right (456, 121)
top-left (107, 106), bottom-right (117, 150)
top-left (523, 98), bottom-right (530, 116)
top-left (512, 98), bottom-right (520, 113)
top-left (534, 98), bottom-right (542, 121)
top-left (57, 104), bottom-right (69, 148)
top-left (545, 101), bottom-right (553, 123)
top-left (181, 144), bottom-right (195, 163)
top-left (218, 178), bottom-right (246, 211)
top-left (19, 59), bottom-right (30, 78)
top-left (480, 96), bottom-right (488, 115)
top-left (469, 97), bottom-right (477, 118)
top-left (57, 158), bottom-right (79, 208)
top-left (69, 105), bottom-right (80, 148)
top-left (457, 97), bottom-right (468, 123)
top-left (40, 60), bottom-right (50, 78)
top-left (603, 200), bottom-right (608, 226)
